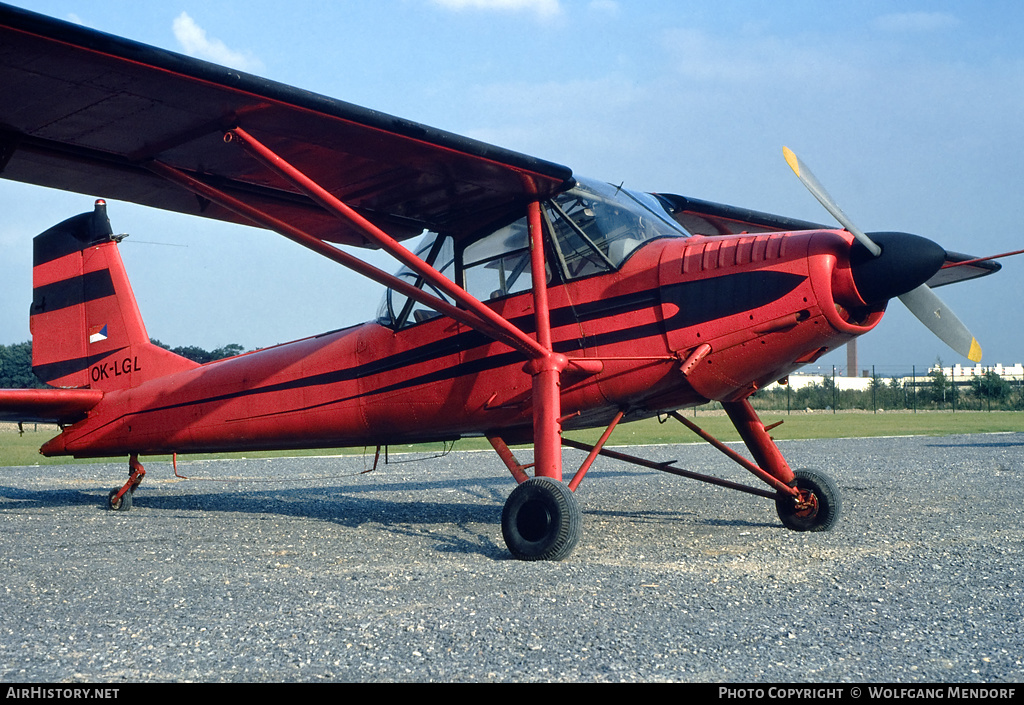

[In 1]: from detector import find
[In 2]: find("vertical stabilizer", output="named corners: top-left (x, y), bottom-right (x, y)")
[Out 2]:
top-left (30, 200), bottom-right (198, 390)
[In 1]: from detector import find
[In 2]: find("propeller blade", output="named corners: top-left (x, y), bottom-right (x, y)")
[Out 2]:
top-left (899, 284), bottom-right (983, 362)
top-left (783, 146), bottom-right (982, 362)
top-left (783, 146), bottom-right (882, 257)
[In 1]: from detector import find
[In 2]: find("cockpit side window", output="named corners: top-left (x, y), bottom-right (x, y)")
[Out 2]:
top-left (462, 216), bottom-right (535, 301)
top-left (544, 199), bottom-right (615, 279)
top-left (376, 232), bottom-right (455, 328)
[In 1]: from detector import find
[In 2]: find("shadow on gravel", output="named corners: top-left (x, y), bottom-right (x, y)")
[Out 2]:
top-left (0, 463), bottom-right (769, 560)
top-left (699, 517), bottom-right (779, 529)
top-left (926, 439), bottom-right (1024, 448)
top-left (0, 486), bottom-right (102, 509)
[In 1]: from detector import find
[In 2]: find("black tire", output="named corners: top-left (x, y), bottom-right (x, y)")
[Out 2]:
top-left (501, 477), bottom-right (581, 561)
top-left (107, 488), bottom-right (133, 512)
top-left (775, 468), bottom-right (840, 532)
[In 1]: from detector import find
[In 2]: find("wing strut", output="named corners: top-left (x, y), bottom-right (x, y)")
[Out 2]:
top-left (144, 158), bottom-right (543, 359)
top-left (223, 127), bottom-right (568, 481)
top-left (146, 129), bottom-right (569, 482)
top-left (222, 127), bottom-right (551, 361)
top-left (143, 160), bottom-right (506, 341)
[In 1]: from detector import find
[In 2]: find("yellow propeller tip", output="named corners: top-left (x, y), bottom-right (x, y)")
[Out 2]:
top-left (783, 146), bottom-right (800, 176)
top-left (968, 338), bottom-right (982, 363)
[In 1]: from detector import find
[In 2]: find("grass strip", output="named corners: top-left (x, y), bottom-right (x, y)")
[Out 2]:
top-left (2, 410), bottom-right (1022, 467)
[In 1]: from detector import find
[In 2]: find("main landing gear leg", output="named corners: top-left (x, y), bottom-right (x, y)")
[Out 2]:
top-left (497, 200), bottom-right (581, 561)
top-left (497, 352), bottom-right (583, 562)
top-left (107, 454), bottom-right (145, 511)
top-left (722, 400), bottom-right (841, 532)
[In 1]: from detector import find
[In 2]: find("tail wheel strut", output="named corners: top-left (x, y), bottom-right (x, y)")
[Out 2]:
top-left (775, 468), bottom-right (841, 532)
top-left (107, 454), bottom-right (145, 512)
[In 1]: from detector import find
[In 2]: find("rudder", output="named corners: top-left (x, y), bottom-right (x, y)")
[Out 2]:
top-left (30, 200), bottom-right (198, 390)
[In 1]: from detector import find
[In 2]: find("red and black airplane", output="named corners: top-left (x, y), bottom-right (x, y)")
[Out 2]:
top-left (0, 4), bottom-right (1003, 560)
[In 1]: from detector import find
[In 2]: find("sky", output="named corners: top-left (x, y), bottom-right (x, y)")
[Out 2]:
top-left (1, 0), bottom-right (1022, 377)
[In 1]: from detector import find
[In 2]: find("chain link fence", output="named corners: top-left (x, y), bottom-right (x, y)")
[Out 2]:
top-left (736, 365), bottom-right (1024, 413)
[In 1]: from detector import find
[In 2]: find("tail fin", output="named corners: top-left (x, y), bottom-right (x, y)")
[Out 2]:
top-left (30, 200), bottom-right (198, 390)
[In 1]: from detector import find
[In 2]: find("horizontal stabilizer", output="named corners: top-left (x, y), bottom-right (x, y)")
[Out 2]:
top-left (925, 251), bottom-right (1002, 288)
top-left (0, 388), bottom-right (102, 424)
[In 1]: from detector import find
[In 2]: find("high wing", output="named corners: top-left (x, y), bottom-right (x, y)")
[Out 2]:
top-left (0, 3), bottom-right (573, 247)
top-left (656, 193), bottom-right (828, 236)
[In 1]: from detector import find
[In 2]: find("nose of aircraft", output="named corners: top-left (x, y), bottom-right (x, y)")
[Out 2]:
top-left (848, 231), bottom-right (947, 304)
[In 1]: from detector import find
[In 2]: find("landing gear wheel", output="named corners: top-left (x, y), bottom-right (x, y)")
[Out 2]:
top-left (107, 488), bottom-right (133, 512)
top-left (502, 477), bottom-right (581, 561)
top-left (776, 468), bottom-right (840, 532)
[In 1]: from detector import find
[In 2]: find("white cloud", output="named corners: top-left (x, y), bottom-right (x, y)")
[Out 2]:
top-left (873, 12), bottom-right (960, 33)
top-left (171, 12), bottom-right (263, 71)
top-left (661, 27), bottom-right (861, 86)
top-left (429, 0), bottom-right (563, 21)
top-left (588, 0), bottom-right (619, 16)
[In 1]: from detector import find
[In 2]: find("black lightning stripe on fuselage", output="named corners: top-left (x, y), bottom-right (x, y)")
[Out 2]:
top-left (114, 271), bottom-right (806, 422)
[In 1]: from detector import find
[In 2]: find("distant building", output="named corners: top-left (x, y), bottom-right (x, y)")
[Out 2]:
top-left (770, 374), bottom-right (872, 392)
top-left (929, 363), bottom-right (1024, 382)
top-left (771, 363), bottom-right (1024, 392)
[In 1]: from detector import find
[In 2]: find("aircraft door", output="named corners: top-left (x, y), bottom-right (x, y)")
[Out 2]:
top-left (458, 215), bottom-right (561, 430)
top-left (359, 233), bottom-right (468, 440)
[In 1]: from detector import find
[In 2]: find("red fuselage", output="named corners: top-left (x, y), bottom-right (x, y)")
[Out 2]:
top-left (42, 228), bottom-right (883, 458)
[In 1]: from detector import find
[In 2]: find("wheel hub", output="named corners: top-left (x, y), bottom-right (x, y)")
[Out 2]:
top-left (516, 500), bottom-right (553, 542)
top-left (793, 490), bottom-right (819, 518)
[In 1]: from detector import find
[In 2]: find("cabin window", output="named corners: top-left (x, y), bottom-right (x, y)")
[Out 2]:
top-left (376, 232), bottom-right (455, 328)
top-left (377, 178), bottom-right (688, 328)
top-left (462, 216), bottom-right (536, 301)
top-left (544, 198), bottom-right (615, 279)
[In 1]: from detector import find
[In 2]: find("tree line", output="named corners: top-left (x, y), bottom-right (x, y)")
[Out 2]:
top-left (0, 340), bottom-right (245, 388)
top-left (746, 367), bottom-right (1023, 412)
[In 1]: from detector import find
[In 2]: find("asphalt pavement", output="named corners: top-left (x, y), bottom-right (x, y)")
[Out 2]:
top-left (1, 433), bottom-right (1022, 682)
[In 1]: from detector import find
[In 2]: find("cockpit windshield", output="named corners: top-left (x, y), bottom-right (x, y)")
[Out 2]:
top-left (377, 177), bottom-right (689, 328)
top-left (545, 178), bottom-right (688, 276)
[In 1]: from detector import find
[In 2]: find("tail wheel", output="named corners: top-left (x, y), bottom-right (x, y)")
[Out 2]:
top-left (107, 488), bottom-right (133, 512)
top-left (501, 477), bottom-right (581, 561)
top-left (776, 468), bottom-right (840, 532)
